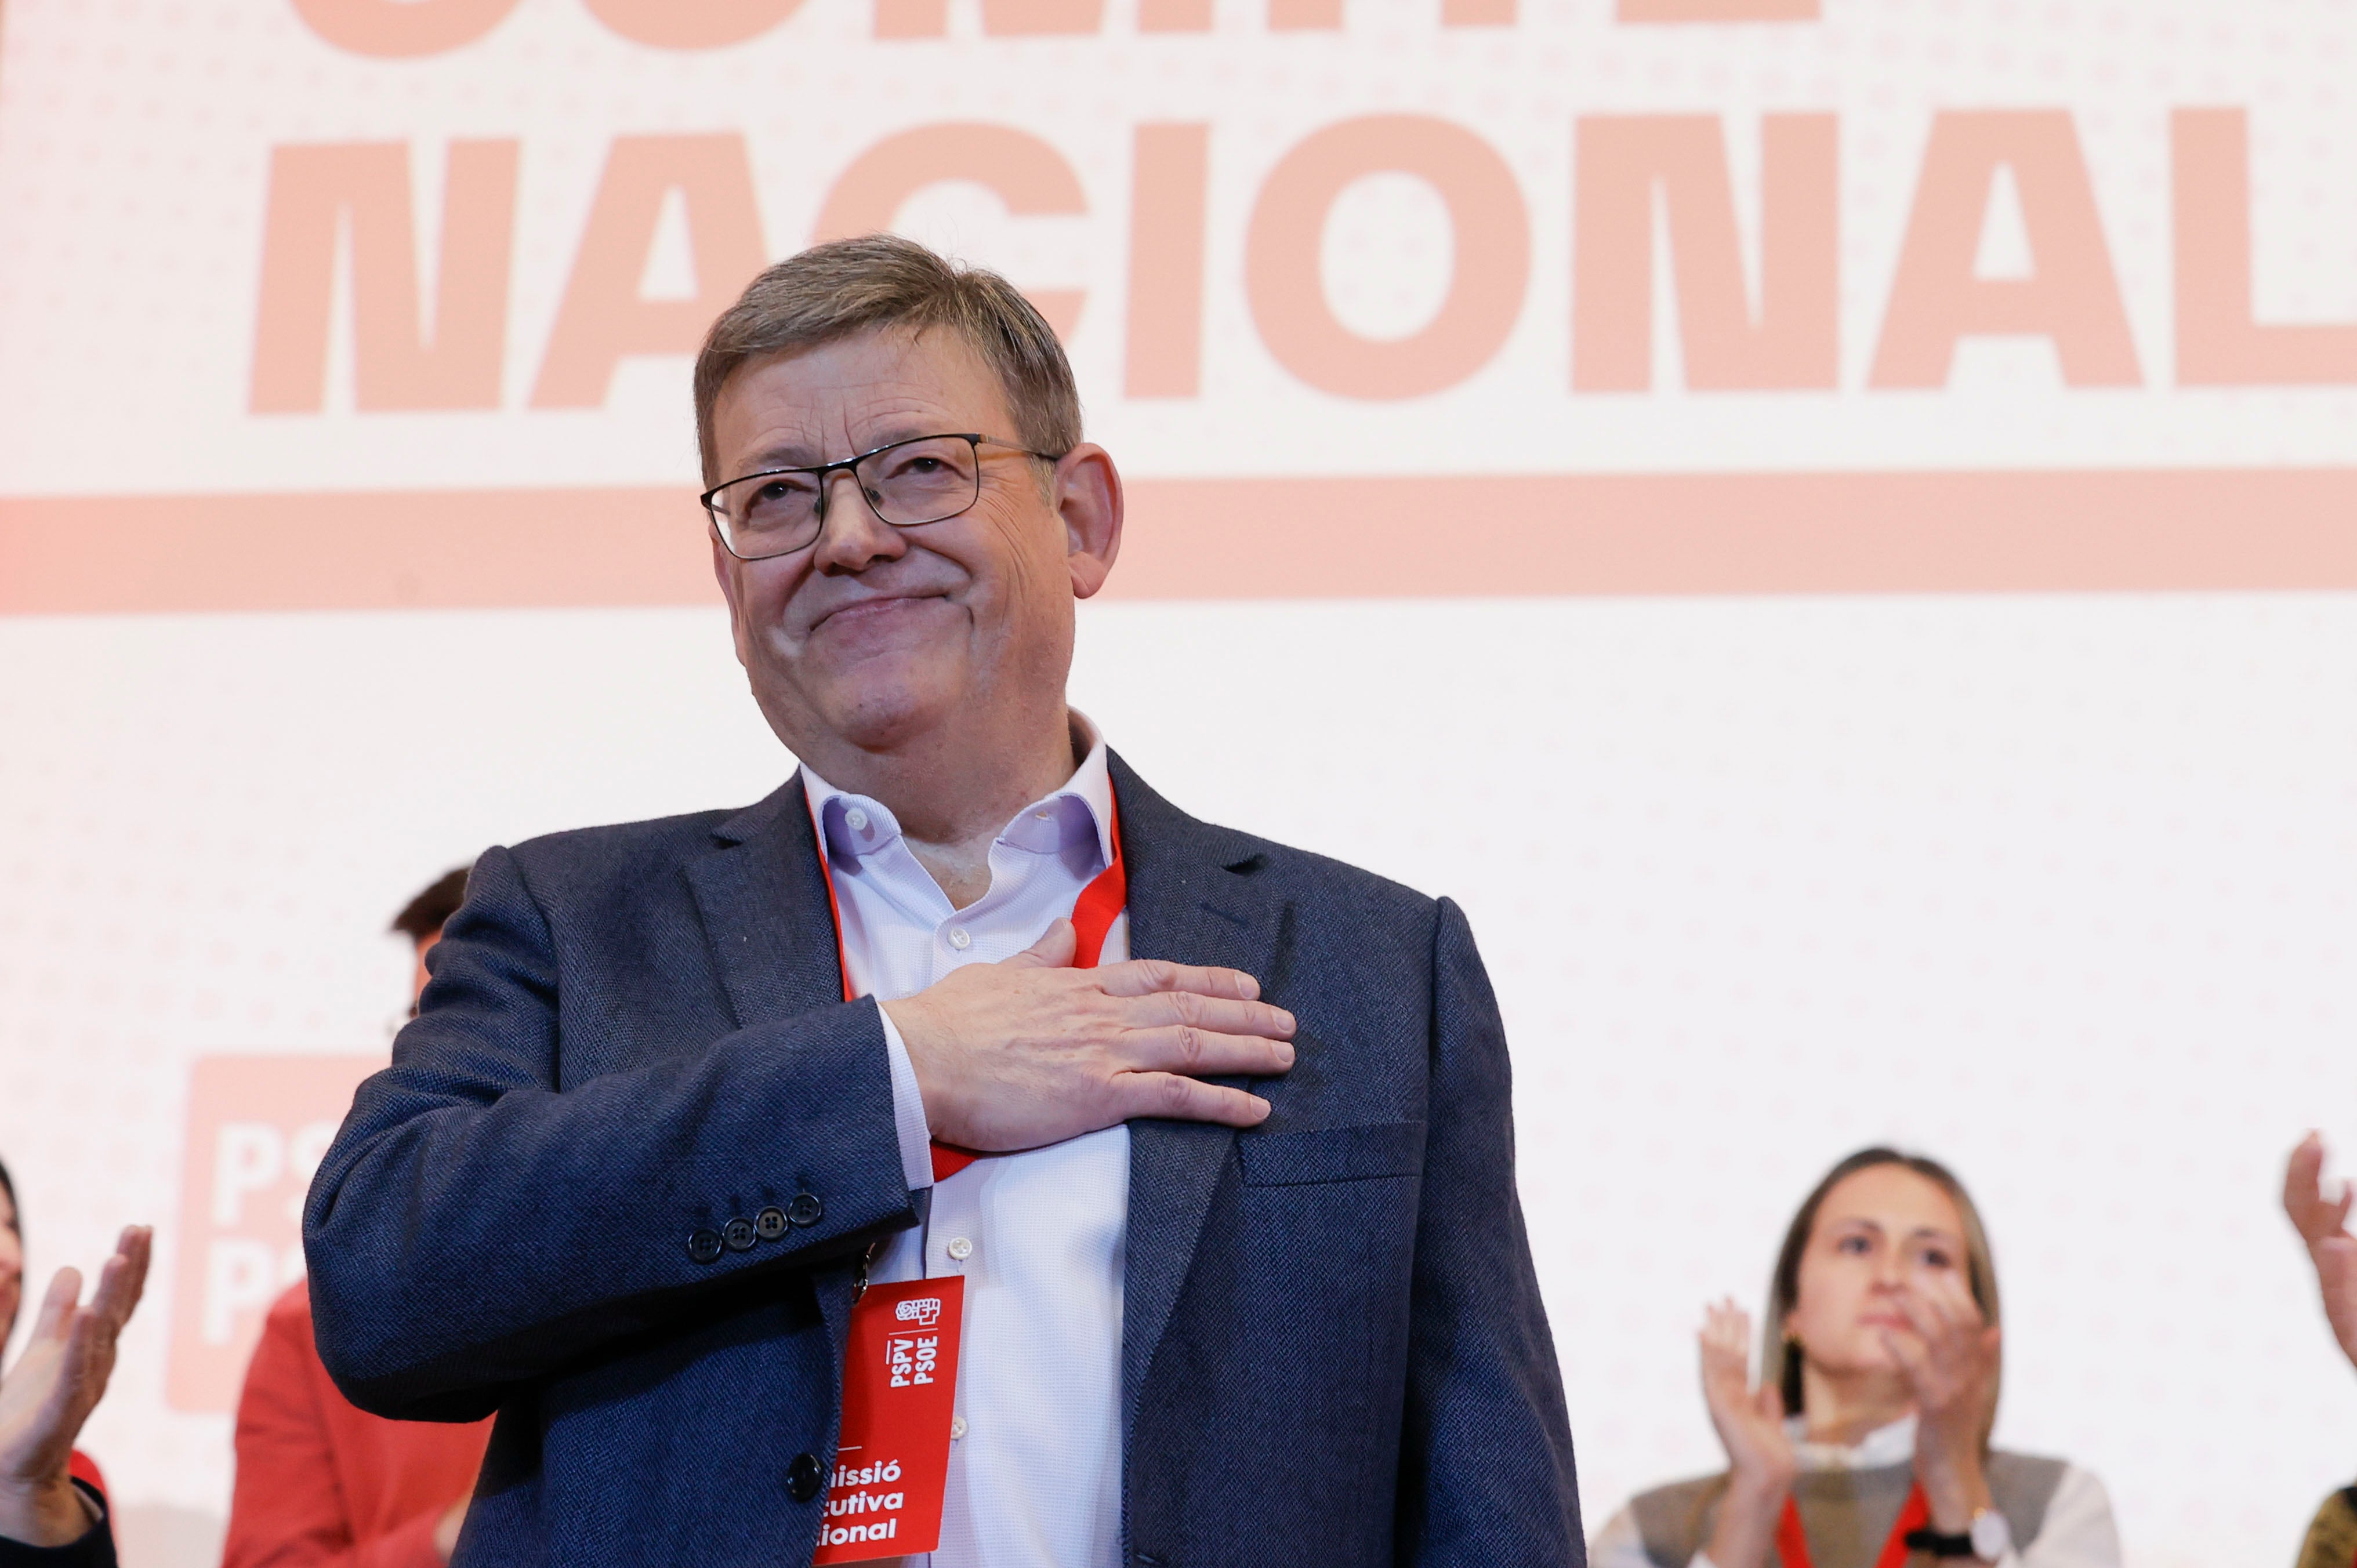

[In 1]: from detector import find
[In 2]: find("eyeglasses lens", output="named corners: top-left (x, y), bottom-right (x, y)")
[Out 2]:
top-left (717, 437), bottom-right (982, 558)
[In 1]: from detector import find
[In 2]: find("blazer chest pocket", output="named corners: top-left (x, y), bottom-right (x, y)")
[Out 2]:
top-left (1237, 1121), bottom-right (1424, 1187)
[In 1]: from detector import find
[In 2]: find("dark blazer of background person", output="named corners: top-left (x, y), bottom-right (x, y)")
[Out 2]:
top-left (302, 234), bottom-right (1580, 1567)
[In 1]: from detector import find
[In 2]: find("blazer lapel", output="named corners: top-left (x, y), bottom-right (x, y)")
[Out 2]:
top-left (682, 772), bottom-right (849, 1031)
top-left (690, 758), bottom-right (1291, 1412)
top-left (685, 775), bottom-right (875, 1355)
top-left (1111, 753), bottom-right (1290, 1437)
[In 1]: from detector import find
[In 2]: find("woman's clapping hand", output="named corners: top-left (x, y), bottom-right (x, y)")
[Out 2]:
top-left (1699, 1299), bottom-right (1797, 1488)
top-left (0, 1227), bottom-right (151, 1547)
top-left (1880, 1271), bottom-right (2001, 1533)
top-left (1695, 1300), bottom-right (1797, 1568)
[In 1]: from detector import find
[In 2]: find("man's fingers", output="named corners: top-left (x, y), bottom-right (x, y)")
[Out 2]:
top-left (1127, 1025), bottom-right (1295, 1078)
top-left (1113, 1073), bottom-right (1272, 1127)
top-left (1126, 990), bottom-right (1296, 1041)
top-left (1004, 920), bottom-right (1078, 969)
top-left (1098, 958), bottom-right (1263, 1003)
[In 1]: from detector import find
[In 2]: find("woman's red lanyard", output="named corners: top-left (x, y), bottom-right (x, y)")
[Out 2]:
top-left (1775, 1484), bottom-right (1931, 1568)
top-left (806, 788), bottom-right (1127, 1182)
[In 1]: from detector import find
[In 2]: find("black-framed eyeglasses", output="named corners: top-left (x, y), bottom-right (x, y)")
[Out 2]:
top-left (701, 433), bottom-right (1061, 561)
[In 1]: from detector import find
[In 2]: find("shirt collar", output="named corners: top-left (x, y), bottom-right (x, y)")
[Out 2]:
top-left (1783, 1411), bottom-right (1919, 1472)
top-left (797, 710), bottom-right (1115, 873)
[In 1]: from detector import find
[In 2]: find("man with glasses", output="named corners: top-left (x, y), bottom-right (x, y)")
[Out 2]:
top-left (305, 235), bottom-right (1580, 1566)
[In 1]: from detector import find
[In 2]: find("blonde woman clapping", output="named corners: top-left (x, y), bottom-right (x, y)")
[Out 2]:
top-left (1591, 1149), bottom-right (2120, 1568)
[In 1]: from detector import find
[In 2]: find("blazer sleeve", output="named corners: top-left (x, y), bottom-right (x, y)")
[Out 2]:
top-left (1394, 896), bottom-right (1584, 1566)
top-left (0, 1484), bottom-right (115, 1568)
top-left (303, 844), bottom-right (916, 1421)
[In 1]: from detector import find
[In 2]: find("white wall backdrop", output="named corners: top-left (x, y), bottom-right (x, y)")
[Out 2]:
top-left (5, 592), bottom-right (2356, 1564)
top-left (10, 0), bottom-right (2357, 1562)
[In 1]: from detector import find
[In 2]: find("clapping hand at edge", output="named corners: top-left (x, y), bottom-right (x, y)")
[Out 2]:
top-left (0, 1227), bottom-right (152, 1547)
top-left (2285, 1132), bottom-right (2357, 1370)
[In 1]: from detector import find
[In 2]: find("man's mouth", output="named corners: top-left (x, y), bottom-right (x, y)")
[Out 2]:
top-left (813, 592), bottom-right (939, 632)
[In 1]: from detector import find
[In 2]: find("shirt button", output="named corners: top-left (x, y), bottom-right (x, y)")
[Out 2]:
top-left (945, 1236), bottom-right (973, 1261)
top-left (947, 927), bottom-right (972, 951)
top-left (845, 807), bottom-right (869, 832)
top-left (1034, 810), bottom-right (1051, 820)
top-left (949, 1415), bottom-right (968, 1440)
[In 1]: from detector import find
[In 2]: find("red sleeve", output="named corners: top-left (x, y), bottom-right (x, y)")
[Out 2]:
top-left (64, 1454), bottom-right (104, 1507)
top-left (222, 1286), bottom-right (448, 1568)
top-left (66, 1452), bottom-right (113, 1552)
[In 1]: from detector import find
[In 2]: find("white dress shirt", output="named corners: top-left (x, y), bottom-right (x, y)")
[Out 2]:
top-left (800, 717), bottom-right (1128, 1568)
top-left (1588, 1414), bottom-right (2122, 1568)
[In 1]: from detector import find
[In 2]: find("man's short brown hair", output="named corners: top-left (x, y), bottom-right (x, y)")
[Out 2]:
top-left (693, 235), bottom-right (1081, 486)
top-left (391, 865), bottom-right (472, 942)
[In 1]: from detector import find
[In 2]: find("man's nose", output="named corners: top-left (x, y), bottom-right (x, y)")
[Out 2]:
top-left (810, 467), bottom-right (908, 574)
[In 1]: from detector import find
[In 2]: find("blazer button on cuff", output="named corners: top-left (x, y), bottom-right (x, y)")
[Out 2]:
top-left (723, 1217), bottom-right (757, 1252)
top-left (786, 1452), bottom-right (824, 1502)
top-left (686, 1228), bottom-right (724, 1265)
top-left (755, 1206), bottom-right (789, 1241)
top-left (789, 1192), bottom-right (824, 1228)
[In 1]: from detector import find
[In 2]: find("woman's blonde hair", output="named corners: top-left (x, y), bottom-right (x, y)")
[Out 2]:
top-left (1760, 1146), bottom-right (2003, 1437)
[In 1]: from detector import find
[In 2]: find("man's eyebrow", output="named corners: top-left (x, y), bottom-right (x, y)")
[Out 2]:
top-left (742, 442), bottom-right (824, 471)
top-left (742, 426), bottom-right (945, 471)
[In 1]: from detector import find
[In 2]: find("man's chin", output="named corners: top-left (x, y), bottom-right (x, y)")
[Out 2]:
top-left (810, 670), bottom-right (967, 753)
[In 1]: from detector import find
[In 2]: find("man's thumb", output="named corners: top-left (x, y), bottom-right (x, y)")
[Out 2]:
top-left (1007, 918), bottom-right (1078, 968)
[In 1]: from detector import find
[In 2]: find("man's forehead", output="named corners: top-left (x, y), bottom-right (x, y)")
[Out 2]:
top-left (716, 326), bottom-right (1009, 462)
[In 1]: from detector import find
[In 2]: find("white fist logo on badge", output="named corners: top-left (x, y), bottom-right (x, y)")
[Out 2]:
top-left (886, 1303), bottom-right (944, 1390)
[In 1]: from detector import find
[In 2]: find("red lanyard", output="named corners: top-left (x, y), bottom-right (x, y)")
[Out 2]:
top-left (806, 786), bottom-right (1127, 1182)
top-left (1775, 1483), bottom-right (1930, 1568)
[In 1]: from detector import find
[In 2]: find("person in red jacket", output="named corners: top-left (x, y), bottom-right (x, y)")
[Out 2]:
top-left (222, 869), bottom-right (492, 1568)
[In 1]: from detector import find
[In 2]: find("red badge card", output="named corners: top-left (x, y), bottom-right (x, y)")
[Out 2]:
top-left (813, 1276), bottom-right (965, 1563)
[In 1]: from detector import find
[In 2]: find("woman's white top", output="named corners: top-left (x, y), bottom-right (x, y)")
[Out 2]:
top-left (1587, 1415), bottom-right (2122, 1568)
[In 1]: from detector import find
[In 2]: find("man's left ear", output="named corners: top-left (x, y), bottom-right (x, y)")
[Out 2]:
top-left (1057, 445), bottom-right (1123, 599)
